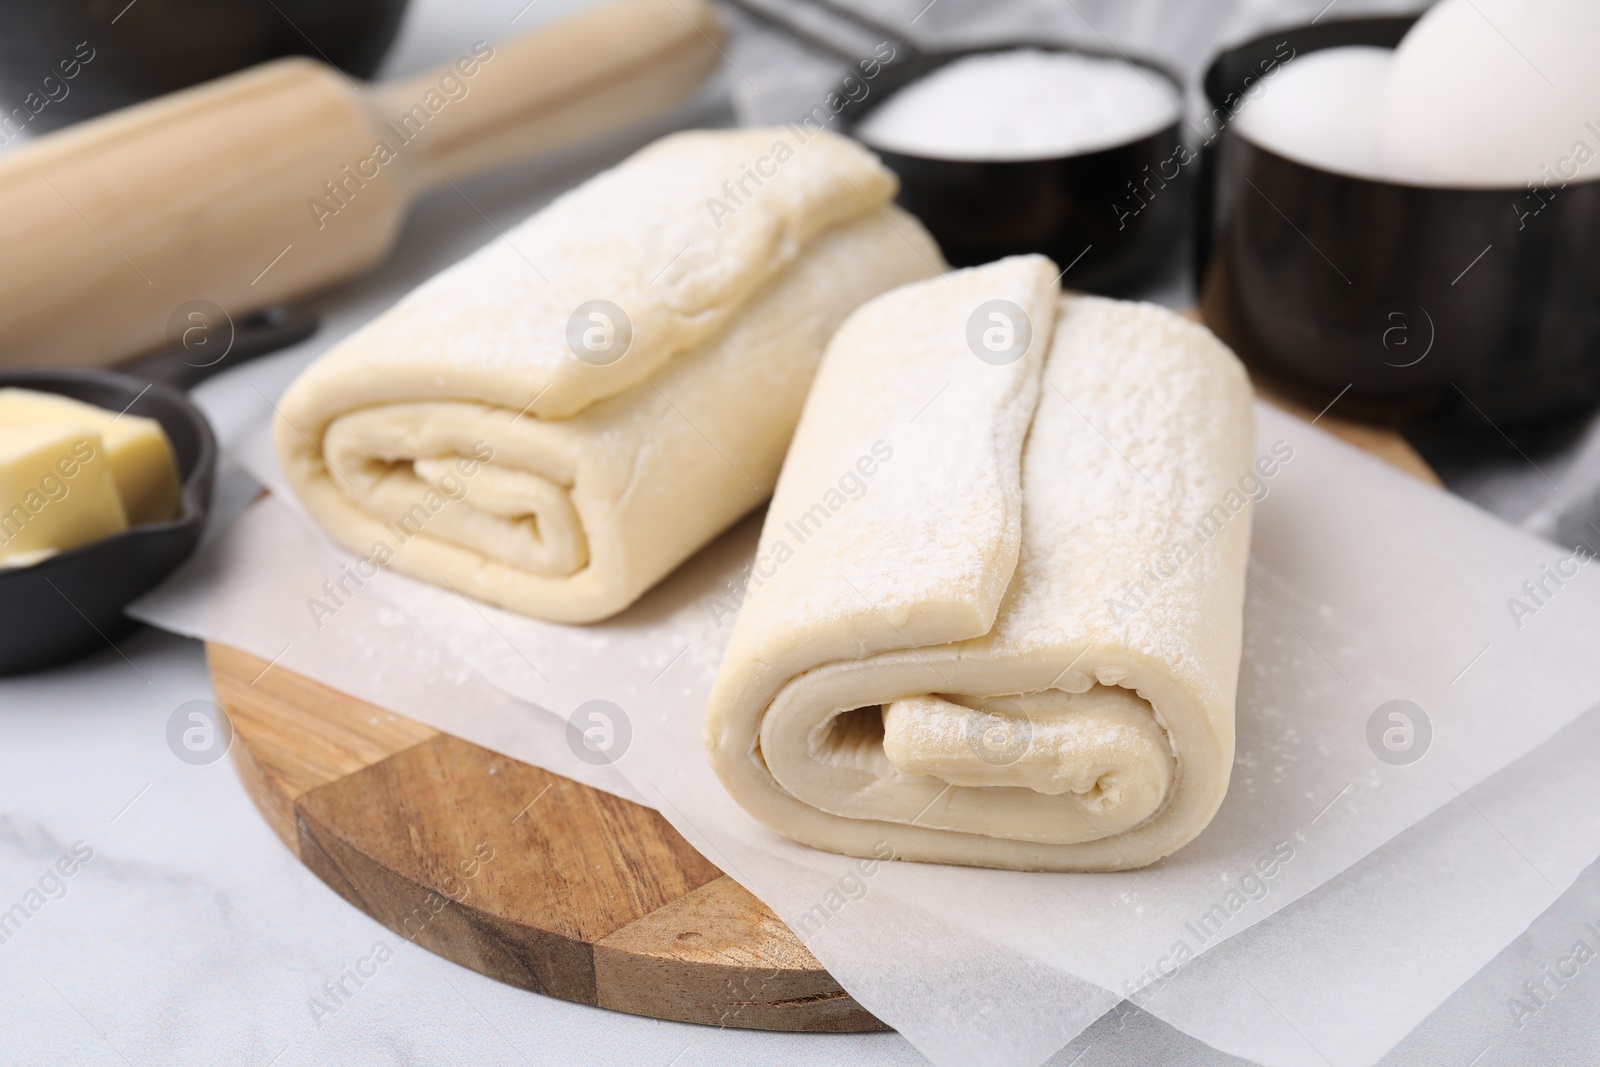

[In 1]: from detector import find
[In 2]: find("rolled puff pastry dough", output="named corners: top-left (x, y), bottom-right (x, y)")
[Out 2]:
top-left (274, 128), bottom-right (943, 622)
top-left (704, 256), bottom-right (1256, 871)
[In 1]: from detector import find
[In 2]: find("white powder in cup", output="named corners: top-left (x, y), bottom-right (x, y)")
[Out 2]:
top-left (854, 49), bottom-right (1181, 162)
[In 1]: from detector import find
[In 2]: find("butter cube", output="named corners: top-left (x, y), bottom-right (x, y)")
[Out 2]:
top-left (0, 388), bottom-right (182, 525)
top-left (0, 425), bottom-right (129, 565)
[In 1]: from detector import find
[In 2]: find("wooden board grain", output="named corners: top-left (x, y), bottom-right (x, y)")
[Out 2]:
top-left (211, 642), bottom-right (887, 1031)
top-left (211, 401), bottom-right (1434, 1033)
top-left (1254, 380), bottom-right (1441, 488)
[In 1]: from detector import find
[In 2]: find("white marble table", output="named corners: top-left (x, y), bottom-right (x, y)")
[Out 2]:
top-left (5, 630), bottom-right (1598, 1064)
top-left (3, 0), bottom-right (1598, 1063)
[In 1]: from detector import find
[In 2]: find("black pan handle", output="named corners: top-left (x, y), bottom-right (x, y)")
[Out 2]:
top-left (720, 0), bottom-right (918, 63)
top-left (118, 305), bottom-right (319, 392)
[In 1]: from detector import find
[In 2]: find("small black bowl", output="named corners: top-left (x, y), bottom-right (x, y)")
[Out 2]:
top-left (836, 44), bottom-right (1190, 296)
top-left (0, 369), bottom-right (215, 675)
top-left (1197, 16), bottom-right (1600, 427)
top-left (0, 0), bottom-right (410, 132)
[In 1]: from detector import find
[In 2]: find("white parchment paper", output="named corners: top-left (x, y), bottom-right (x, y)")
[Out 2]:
top-left (1136, 697), bottom-right (1600, 1067)
top-left (133, 485), bottom-right (645, 808)
top-left (134, 401), bottom-right (1600, 1067)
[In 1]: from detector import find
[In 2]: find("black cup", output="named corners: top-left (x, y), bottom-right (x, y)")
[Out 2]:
top-left (836, 44), bottom-right (1190, 296)
top-left (0, 370), bottom-right (215, 675)
top-left (0, 0), bottom-right (410, 133)
top-left (1198, 16), bottom-right (1600, 427)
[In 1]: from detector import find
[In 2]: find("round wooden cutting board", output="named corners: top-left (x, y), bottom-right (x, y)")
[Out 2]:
top-left (210, 641), bottom-right (883, 1032)
top-left (209, 394), bottom-right (1435, 1033)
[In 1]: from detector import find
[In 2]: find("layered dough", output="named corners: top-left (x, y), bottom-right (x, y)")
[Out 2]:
top-left (275, 129), bottom-right (942, 622)
top-left (704, 256), bottom-right (1256, 871)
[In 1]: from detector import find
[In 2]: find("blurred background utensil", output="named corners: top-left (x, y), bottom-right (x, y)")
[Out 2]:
top-left (0, 0), bottom-right (722, 370)
top-left (0, 0), bottom-right (411, 131)
top-left (839, 45), bottom-right (1187, 294)
top-left (1198, 15), bottom-right (1600, 429)
top-left (725, 0), bottom-right (1189, 295)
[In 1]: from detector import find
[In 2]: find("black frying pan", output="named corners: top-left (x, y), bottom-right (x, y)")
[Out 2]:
top-left (0, 308), bottom-right (314, 675)
top-left (0, 0), bottom-right (410, 132)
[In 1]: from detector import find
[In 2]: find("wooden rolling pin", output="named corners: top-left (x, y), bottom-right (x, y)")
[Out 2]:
top-left (0, 0), bottom-right (721, 368)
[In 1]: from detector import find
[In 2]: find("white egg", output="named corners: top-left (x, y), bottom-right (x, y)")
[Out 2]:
top-left (1378, 0), bottom-right (1600, 186)
top-left (1229, 46), bottom-right (1393, 180)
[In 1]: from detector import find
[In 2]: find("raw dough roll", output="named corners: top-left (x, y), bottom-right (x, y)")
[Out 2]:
top-left (274, 129), bottom-right (942, 622)
top-left (704, 256), bottom-right (1256, 871)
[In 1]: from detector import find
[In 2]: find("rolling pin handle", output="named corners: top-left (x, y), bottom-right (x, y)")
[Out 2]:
top-left (372, 0), bottom-right (723, 191)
